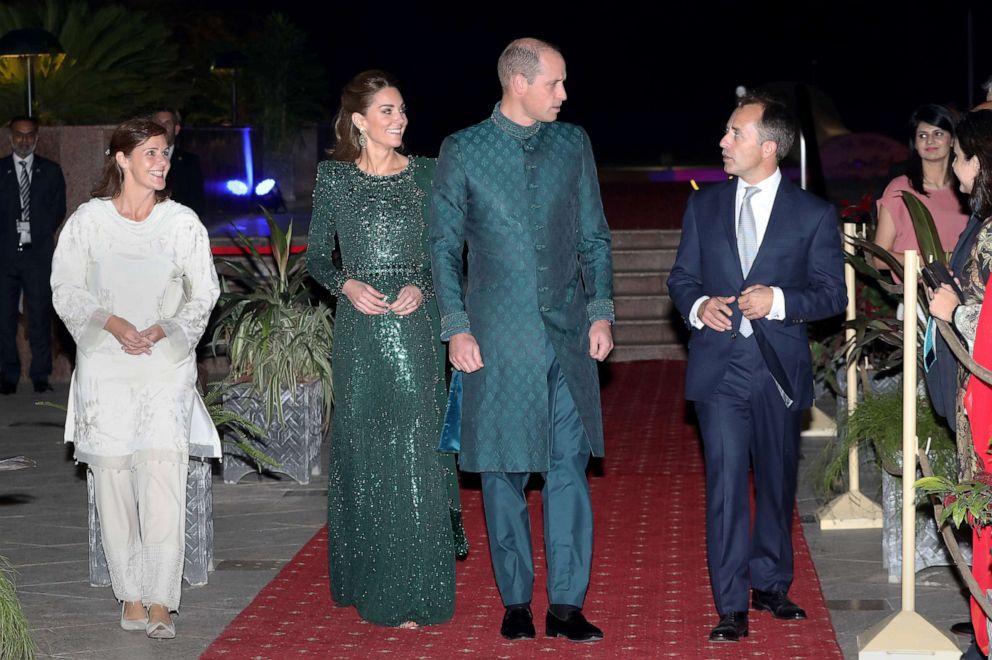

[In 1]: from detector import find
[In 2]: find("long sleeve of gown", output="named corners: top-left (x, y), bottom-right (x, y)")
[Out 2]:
top-left (155, 215), bottom-right (220, 361)
top-left (308, 162), bottom-right (349, 295)
top-left (429, 138), bottom-right (471, 340)
top-left (955, 303), bottom-right (982, 354)
top-left (408, 157), bottom-right (437, 304)
top-left (51, 209), bottom-right (113, 354)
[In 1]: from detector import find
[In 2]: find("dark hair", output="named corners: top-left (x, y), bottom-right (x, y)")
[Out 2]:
top-left (8, 116), bottom-right (37, 130)
top-left (956, 110), bottom-right (992, 219)
top-left (330, 70), bottom-right (400, 162)
top-left (150, 108), bottom-right (181, 124)
top-left (91, 119), bottom-right (169, 202)
top-left (905, 104), bottom-right (959, 196)
top-left (736, 93), bottom-right (797, 162)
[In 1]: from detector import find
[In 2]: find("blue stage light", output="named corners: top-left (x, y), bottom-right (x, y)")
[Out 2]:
top-left (254, 177), bottom-right (285, 212)
top-left (255, 178), bottom-right (276, 196)
top-left (226, 180), bottom-right (250, 196)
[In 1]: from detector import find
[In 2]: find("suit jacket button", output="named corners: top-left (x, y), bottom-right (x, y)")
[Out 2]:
top-left (731, 332), bottom-right (737, 339)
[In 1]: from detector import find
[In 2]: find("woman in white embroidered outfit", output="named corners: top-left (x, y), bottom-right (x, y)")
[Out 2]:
top-left (51, 119), bottom-right (220, 640)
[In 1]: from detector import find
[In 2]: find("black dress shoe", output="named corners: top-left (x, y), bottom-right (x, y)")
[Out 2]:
top-left (709, 611), bottom-right (748, 642)
top-left (32, 380), bottom-right (52, 393)
top-left (545, 609), bottom-right (603, 642)
top-left (752, 589), bottom-right (807, 620)
top-left (500, 606), bottom-right (535, 640)
top-left (0, 380), bottom-right (15, 395)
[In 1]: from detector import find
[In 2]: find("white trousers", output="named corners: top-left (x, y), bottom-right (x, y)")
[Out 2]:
top-left (90, 460), bottom-right (188, 610)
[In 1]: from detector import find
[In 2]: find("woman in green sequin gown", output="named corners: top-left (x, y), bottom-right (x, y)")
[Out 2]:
top-left (307, 71), bottom-right (466, 628)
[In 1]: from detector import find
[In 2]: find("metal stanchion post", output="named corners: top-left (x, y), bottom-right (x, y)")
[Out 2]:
top-left (858, 250), bottom-right (958, 657)
top-left (818, 222), bottom-right (883, 529)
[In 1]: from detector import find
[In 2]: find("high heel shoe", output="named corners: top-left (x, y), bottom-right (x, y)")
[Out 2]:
top-left (120, 602), bottom-right (148, 631)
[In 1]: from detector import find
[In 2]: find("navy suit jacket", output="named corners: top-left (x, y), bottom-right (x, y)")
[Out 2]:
top-left (667, 176), bottom-right (847, 410)
top-left (0, 153), bottom-right (66, 263)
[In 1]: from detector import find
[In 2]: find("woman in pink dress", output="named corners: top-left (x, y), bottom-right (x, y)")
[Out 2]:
top-left (875, 104), bottom-right (969, 267)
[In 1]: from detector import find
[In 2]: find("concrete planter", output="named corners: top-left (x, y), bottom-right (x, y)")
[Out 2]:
top-left (87, 456), bottom-right (214, 587)
top-left (881, 463), bottom-right (971, 582)
top-left (221, 381), bottom-right (323, 485)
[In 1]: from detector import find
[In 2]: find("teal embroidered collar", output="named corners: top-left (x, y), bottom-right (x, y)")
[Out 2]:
top-left (491, 102), bottom-right (542, 140)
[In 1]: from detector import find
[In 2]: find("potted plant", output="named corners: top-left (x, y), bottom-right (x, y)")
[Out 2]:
top-left (0, 556), bottom-right (32, 660)
top-left (1, 458), bottom-right (35, 659)
top-left (816, 192), bottom-right (967, 577)
top-left (210, 210), bottom-right (333, 485)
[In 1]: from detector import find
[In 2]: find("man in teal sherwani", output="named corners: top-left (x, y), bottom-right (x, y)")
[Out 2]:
top-left (430, 38), bottom-right (614, 643)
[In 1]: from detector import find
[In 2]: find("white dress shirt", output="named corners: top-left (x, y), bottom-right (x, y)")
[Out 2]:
top-left (688, 168), bottom-right (787, 329)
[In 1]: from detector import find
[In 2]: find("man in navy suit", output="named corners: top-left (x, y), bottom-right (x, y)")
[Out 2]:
top-left (0, 116), bottom-right (66, 394)
top-left (667, 94), bottom-right (846, 642)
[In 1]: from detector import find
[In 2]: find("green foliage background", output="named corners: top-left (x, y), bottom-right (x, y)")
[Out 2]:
top-left (0, 0), bottom-right (329, 161)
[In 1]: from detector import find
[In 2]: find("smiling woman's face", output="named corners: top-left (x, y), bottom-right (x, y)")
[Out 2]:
top-left (118, 135), bottom-right (171, 192)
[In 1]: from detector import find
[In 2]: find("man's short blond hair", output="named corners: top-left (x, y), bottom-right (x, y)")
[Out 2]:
top-left (497, 38), bottom-right (559, 89)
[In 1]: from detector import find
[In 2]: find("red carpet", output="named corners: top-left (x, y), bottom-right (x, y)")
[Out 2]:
top-left (203, 361), bottom-right (841, 659)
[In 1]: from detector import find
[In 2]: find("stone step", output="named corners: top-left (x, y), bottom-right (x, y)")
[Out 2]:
top-left (613, 319), bottom-right (686, 345)
top-left (614, 295), bottom-right (674, 319)
top-left (607, 344), bottom-right (687, 362)
top-left (613, 248), bottom-right (678, 272)
top-left (614, 272), bottom-right (668, 296)
top-left (611, 229), bottom-right (682, 250)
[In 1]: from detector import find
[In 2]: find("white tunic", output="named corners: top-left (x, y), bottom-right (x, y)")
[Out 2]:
top-left (51, 198), bottom-right (221, 468)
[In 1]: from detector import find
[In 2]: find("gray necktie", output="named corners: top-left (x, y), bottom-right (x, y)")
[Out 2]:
top-left (737, 186), bottom-right (759, 337)
top-left (17, 161), bottom-right (31, 247)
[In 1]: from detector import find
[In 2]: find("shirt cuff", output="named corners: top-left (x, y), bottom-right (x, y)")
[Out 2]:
top-left (688, 296), bottom-right (709, 329)
top-left (156, 318), bottom-right (192, 363)
top-left (440, 312), bottom-right (471, 341)
top-left (78, 308), bottom-right (113, 355)
top-left (586, 298), bottom-right (615, 323)
top-left (767, 287), bottom-right (785, 320)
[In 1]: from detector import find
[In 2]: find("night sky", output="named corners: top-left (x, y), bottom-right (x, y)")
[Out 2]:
top-left (187, 1), bottom-right (990, 165)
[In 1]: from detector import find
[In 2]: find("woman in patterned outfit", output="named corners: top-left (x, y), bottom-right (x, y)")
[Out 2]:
top-left (51, 119), bottom-right (220, 640)
top-left (308, 70), bottom-right (466, 628)
top-left (929, 109), bottom-right (992, 655)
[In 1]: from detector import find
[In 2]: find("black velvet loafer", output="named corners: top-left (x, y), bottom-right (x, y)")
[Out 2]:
top-left (500, 606), bottom-right (535, 640)
top-left (545, 609), bottom-right (603, 642)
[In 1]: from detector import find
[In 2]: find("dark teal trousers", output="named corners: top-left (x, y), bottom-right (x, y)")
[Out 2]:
top-left (480, 335), bottom-right (593, 607)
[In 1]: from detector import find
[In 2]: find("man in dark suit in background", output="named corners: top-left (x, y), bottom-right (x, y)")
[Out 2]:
top-left (152, 109), bottom-right (205, 215)
top-left (0, 116), bottom-right (66, 393)
top-left (667, 94), bottom-right (846, 642)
